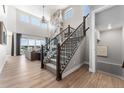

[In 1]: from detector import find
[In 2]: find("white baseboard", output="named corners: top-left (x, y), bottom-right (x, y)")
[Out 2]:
top-left (89, 67), bottom-right (96, 73)
top-left (89, 68), bottom-right (93, 72)
top-left (97, 61), bottom-right (122, 66)
top-left (98, 70), bottom-right (124, 80)
top-left (62, 63), bottom-right (84, 78)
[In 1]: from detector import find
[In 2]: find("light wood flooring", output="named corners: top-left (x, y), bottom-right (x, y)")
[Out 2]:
top-left (0, 55), bottom-right (124, 88)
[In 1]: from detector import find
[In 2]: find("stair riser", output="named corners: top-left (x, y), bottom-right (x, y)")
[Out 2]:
top-left (45, 64), bottom-right (56, 75)
top-left (50, 60), bottom-right (56, 65)
top-left (61, 48), bottom-right (75, 52)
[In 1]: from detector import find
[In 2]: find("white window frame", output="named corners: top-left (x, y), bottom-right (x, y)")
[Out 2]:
top-left (64, 7), bottom-right (72, 20)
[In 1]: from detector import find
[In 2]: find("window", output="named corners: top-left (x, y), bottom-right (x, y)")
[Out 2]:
top-left (21, 38), bottom-right (28, 46)
top-left (41, 40), bottom-right (45, 45)
top-left (83, 5), bottom-right (90, 16)
top-left (41, 23), bottom-right (48, 29)
top-left (21, 38), bottom-right (45, 46)
top-left (28, 39), bottom-right (35, 46)
top-left (36, 40), bottom-right (41, 46)
top-left (20, 15), bottom-right (29, 23)
top-left (31, 17), bottom-right (40, 26)
top-left (64, 8), bottom-right (72, 20)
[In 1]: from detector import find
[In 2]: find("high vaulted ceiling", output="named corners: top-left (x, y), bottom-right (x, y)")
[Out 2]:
top-left (13, 5), bottom-right (69, 20)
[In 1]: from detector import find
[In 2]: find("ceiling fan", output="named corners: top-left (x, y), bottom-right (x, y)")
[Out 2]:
top-left (41, 5), bottom-right (48, 23)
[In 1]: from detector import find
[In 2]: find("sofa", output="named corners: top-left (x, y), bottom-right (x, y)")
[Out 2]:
top-left (24, 46), bottom-right (41, 61)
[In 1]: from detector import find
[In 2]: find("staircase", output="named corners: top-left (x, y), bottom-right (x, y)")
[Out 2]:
top-left (41, 14), bottom-right (89, 81)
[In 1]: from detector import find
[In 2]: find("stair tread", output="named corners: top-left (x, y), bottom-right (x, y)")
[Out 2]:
top-left (45, 63), bottom-right (56, 70)
top-left (52, 54), bottom-right (69, 59)
top-left (50, 58), bottom-right (56, 62)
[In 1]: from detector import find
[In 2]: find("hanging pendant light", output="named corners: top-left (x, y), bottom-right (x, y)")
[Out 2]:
top-left (41, 5), bottom-right (47, 23)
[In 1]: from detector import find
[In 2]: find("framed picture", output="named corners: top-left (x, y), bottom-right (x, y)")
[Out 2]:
top-left (96, 45), bottom-right (108, 57)
top-left (0, 22), bottom-right (7, 45)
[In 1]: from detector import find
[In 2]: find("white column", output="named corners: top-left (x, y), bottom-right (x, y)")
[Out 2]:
top-left (6, 31), bottom-right (12, 55)
top-left (122, 27), bottom-right (124, 63)
top-left (14, 32), bottom-right (16, 56)
top-left (122, 26), bottom-right (124, 77)
top-left (89, 12), bottom-right (96, 73)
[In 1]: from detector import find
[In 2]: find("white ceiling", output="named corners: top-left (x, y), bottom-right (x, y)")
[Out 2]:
top-left (13, 5), bottom-right (68, 20)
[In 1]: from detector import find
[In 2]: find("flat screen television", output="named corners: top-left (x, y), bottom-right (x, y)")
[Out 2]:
top-left (0, 21), bottom-right (7, 45)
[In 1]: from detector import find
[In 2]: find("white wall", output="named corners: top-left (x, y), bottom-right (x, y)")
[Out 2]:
top-left (0, 6), bottom-right (7, 24)
top-left (6, 6), bottom-right (16, 32)
top-left (96, 6), bottom-right (124, 31)
top-left (5, 6), bottom-right (50, 38)
top-left (0, 5), bottom-right (8, 73)
top-left (0, 45), bottom-right (7, 73)
top-left (16, 9), bottom-right (50, 37)
top-left (63, 5), bottom-right (84, 29)
top-left (5, 6), bottom-right (51, 56)
top-left (6, 31), bottom-right (12, 55)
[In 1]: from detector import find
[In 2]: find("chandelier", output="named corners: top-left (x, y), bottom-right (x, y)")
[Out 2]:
top-left (41, 5), bottom-right (47, 23)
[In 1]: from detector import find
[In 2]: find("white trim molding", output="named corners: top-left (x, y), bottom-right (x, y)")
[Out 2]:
top-left (89, 5), bottom-right (115, 73)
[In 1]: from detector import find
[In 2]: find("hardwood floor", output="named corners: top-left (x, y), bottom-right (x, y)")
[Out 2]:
top-left (0, 55), bottom-right (124, 88)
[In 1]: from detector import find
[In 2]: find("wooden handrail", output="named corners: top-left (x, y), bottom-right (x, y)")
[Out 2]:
top-left (85, 13), bottom-right (89, 19)
top-left (85, 27), bottom-right (90, 32)
top-left (70, 27), bottom-right (75, 30)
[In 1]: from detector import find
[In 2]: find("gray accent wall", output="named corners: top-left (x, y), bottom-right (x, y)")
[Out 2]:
top-left (97, 28), bottom-right (122, 65)
top-left (96, 6), bottom-right (124, 31)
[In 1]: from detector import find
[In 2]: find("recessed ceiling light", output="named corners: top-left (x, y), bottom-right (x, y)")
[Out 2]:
top-left (108, 24), bottom-right (112, 30)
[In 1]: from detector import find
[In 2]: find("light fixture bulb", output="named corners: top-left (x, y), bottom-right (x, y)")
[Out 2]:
top-left (108, 24), bottom-right (112, 30)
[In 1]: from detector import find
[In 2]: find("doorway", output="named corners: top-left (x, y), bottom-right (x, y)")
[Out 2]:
top-left (96, 27), bottom-right (123, 79)
top-left (92, 6), bottom-right (124, 79)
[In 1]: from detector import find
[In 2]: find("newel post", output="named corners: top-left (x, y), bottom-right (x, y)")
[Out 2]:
top-left (68, 25), bottom-right (70, 36)
top-left (83, 16), bottom-right (86, 36)
top-left (56, 43), bottom-right (62, 81)
top-left (41, 45), bottom-right (44, 69)
top-left (122, 61), bottom-right (124, 68)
